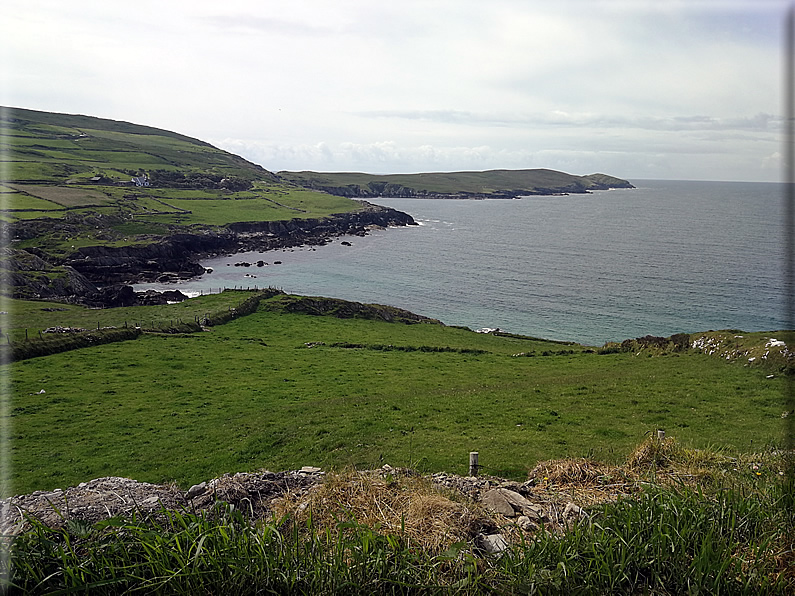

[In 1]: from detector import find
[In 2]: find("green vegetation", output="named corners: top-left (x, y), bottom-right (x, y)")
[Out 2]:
top-left (6, 445), bottom-right (793, 594)
top-left (1, 107), bottom-right (273, 184)
top-left (0, 291), bottom-right (264, 342)
top-left (3, 183), bottom-right (111, 207)
top-left (279, 168), bottom-right (634, 198)
top-left (0, 192), bottom-right (62, 211)
top-left (138, 185), bottom-right (358, 226)
top-left (4, 292), bottom-right (788, 496)
top-left (2, 107), bottom-right (791, 592)
top-left (0, 107), bottom-right (361, 258)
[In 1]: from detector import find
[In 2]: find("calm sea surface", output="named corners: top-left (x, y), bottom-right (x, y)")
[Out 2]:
top-left (134, 180), bottom-right (787, 346)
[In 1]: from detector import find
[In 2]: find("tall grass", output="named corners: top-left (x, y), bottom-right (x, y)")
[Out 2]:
top-left (5, 503), bottom-right (480, 594)
top-left (5, 474), bottom-right (792, 594)
top-left (498, 481), bottom-right (793, 594)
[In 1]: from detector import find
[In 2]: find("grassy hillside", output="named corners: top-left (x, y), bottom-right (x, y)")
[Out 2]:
top-left (4, 291), bottom-right (787, 495)
top-left (0, 107), bottom-right (361, 260)
top-left (279, 169), bottom-right (634, 198)
top-left (1, 106), bottom-right (274, 184)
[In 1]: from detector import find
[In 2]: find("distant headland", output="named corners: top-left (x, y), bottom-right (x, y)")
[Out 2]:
top-left (278, 169), bottom-right (634, 200)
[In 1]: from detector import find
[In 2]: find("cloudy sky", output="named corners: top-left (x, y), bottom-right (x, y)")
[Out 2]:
top-left (2, 0), bottom-right (789, 182)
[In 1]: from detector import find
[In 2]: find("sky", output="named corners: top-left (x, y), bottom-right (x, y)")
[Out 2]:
top-left (1, 0), bottom-right (790, 182)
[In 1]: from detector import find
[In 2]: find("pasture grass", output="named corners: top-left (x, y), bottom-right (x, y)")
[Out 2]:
top-left (4, 292), bottom-right (787, 496)
top-left (0, 194), bottom-right (62, 211)
top-left (2, 291), bottom-right (263, 341)
top-left (138, 187), bottom-right (358, 226)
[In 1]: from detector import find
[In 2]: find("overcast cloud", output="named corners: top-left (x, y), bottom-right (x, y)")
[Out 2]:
top-left (2, 0), bottom-right (789, 182)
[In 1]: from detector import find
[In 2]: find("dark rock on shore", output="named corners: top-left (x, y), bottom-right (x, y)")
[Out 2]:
top-left (0, 248), bottom-right (99, 300)
top-left (135, 289), bottom-right (188, 305)
top-left (58, 202), bottom-right (415, 286)
top-left (0, 248), bottom-right (192, 308)
top-left (4, 202), bottom-right (415, 307)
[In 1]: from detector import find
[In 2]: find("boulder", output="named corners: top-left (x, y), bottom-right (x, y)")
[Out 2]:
top-left (496, 488), bottom-right (544, 519)
top-left (92, 284), bottom-right (137, 307)
top-left (481, 488), bottom-right (545, 520)
top-left (161, 290), bottom-right (188, 303)
top-left (186, 482), bottom-right (207, 499)
top-left (481, 489), bottom-right (515, 517)
top-left (476, 533), bottom-right (509, 556)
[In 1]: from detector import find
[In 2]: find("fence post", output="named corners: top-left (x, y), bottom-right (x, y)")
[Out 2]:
top-left (469, 452), bottom-right (479, 477)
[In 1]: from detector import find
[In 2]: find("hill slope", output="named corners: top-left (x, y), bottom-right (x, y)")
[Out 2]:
top-left (3, 290), bottom-right (788, 494)
top-left (279, 168), bottom-right (634, 198)
top-left (1, 106), bottom-right (276, 184)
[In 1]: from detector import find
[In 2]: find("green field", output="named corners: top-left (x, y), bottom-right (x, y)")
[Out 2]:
top-left (4, 292), bottom-right (787, 496)
top-left (0, 193), bottom-right (62, 211)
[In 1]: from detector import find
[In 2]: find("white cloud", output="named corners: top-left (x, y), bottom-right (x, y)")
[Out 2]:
top-left (356, 110), bottom-right (782, 133)
top-left (2, 0), bottom-right (789, 181)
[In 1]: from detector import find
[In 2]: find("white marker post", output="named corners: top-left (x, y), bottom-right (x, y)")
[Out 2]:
top-left (469, 452), bottom-right (479, 477)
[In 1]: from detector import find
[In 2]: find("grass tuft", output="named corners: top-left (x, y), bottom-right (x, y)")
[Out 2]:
top-left (271, 470), bottom-right (491, 555)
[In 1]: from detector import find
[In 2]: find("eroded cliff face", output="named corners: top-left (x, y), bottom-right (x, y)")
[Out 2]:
top-left (7, 204), bottom-right (416, 303)
top-left (0, 247), bottom-right (99, 300)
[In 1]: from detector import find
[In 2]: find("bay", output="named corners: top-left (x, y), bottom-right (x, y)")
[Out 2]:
top-left (134, 179), bottom-right (788, 346)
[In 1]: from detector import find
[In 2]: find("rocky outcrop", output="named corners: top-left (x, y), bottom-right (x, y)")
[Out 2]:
top-left (59, 203), bottom-right (415, 286)
top-left (0, 248), bottom-right (99, 299)
top-left (1, 248), bottom-right (193, 307)
top-left (264, 294), bottom-right (441, 324)
top-left (3, 203), bottom-right (410, 306)
top-left (60, 234), bottom-right (211, 285)
top-left (2, 467), bottom-right (589, 543)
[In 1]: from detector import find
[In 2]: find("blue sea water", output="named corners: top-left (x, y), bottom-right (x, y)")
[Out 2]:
top-left (134, 179), bottom-right (788, 346)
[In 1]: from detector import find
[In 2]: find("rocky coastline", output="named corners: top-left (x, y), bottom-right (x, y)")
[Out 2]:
top-left (8, 202), bottom-right (416, 307)
top-left (65, 202), bottom-right (415, 286)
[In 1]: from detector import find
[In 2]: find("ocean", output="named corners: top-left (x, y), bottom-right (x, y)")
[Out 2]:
top-left (134, 179), bottom-right (788, 346)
